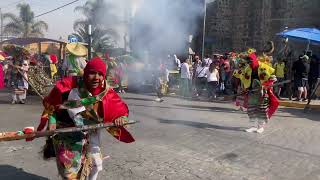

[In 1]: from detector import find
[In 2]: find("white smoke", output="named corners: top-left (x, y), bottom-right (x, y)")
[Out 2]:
top-left (97, 0), bottom-right (203, 90)
top-left (99, 0), bottom-right (203, 57)
top-left (130, 0), bottom-right (203, 58)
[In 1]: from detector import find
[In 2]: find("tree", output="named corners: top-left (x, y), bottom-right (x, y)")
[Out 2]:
top-left (72, 24), bottom-right (117, 53)
top-left (73, 0), bottom-right (120, 53)
top-left (3, 3), bottom-right (48, 38)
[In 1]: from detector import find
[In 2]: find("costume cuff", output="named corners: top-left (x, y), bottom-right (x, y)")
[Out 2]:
top-left (49, 114), bottom-right (57, 125)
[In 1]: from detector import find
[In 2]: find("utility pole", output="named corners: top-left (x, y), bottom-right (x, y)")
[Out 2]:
top-left (201, 0), bottom-right (207, 60)
top-left (0, 8), bottom-right (3, 42)
top-left (88, 24), bottom-right (92, 60)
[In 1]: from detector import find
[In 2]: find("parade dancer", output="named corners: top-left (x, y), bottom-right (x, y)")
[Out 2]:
top-left (154, 63), bottom-right (169, 102)
top-left (235, 51), bottom-right (279, 133)
top-left (36, 57), bottom-right (134, 180)
top-left (62, 42), bottom-right (88, 77)
top-left (10, 60), bottom-right (29, 104)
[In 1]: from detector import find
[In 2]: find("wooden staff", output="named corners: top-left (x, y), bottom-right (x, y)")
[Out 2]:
top-left (231, 79), bottom-right (292, 98)
top-left (0, 120), bottom-right (138, 142)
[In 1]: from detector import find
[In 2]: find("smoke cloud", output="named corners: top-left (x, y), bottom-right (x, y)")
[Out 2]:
top-left (95, 0), bottom-right (204, 90)
top-left (130, 0), bottom-right (203, 58)
top-left (98, 0), bottom-right (203, 57)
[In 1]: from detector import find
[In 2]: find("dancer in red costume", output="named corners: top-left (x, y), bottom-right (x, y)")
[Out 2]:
top-left (36, 57), bottom-right (134, 180)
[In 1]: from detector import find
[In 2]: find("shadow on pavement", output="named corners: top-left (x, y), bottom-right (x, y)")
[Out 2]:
top-left (0, 99), bottom-right (9, 104)
top-left (173, 104), bottom-right (240, 113)
top-left (158, 118), bottom-right (244, 132)
top-left (277, 108), bottom-right (320, 122)
top-left (129, 104), bottom-right (242, 114)
top-left (0, 165), bottom-right (49, 180)
top-left (122, 97), bottom-right (156, 102)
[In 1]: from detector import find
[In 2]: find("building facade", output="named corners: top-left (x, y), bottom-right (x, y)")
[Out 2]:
top-left (205, 0), bottom-right (320, 53)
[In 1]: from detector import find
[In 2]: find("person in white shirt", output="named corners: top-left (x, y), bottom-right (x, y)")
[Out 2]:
top-left (206, 63), bottom-right (219, 100)
top-left (180, 58), bottom-right (191, 97)
top-left (195, 61), bottom-right (208, 96)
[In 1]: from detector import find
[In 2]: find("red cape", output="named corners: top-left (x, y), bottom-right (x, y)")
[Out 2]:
top-left (38, 76), bottom-right (134, 143)
top-left (263, 79), bottom-right (279, 119)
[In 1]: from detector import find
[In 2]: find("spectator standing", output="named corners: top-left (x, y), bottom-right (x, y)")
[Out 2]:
top-left (180, 58), bottom-right (191, 97)
top-left (273, 59), bottom-right (286, 99)
top-left (292, 55), bottom-right (310, 101)
top-left (206, 63), bottom-right (219, 100)
top-left (308, 55), bottom-right (320, 97)
top-left (222, 54), bottom-right (232, 94)
top-left (195, 61), bottom-right (208, 96)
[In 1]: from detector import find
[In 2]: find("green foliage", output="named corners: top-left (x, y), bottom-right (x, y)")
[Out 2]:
top-left (73, 0), bottom-right (120, 53)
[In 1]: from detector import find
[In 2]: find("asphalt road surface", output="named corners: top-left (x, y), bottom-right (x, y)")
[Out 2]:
top-left (1, 89), bottom-right (320, 180)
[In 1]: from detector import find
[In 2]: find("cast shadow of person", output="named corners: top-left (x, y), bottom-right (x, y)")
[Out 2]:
top-left (158, 118), bottom-right (244, 132)
top-left (0, 165), bottom-right (49, 180)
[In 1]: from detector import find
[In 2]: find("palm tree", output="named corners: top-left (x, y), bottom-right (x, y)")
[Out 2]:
top-left (3, 3), bottom-right (48, 38)
top-left (73, 0), bottom-right (120, 53)
top-left (72, 24), bottom-right (117, 53)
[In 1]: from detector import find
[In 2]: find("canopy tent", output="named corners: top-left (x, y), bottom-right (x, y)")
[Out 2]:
top-left (277, 28), bottom-right (320, 49)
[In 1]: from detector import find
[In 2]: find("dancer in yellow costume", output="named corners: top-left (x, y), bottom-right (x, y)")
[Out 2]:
top-left (233, 48), bottom-right (279, 134)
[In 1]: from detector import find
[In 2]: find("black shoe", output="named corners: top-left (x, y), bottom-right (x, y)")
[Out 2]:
top-left (19, 100), bottom-right (25, 104)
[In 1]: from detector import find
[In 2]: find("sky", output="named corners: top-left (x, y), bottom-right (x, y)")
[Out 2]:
top-left (0, 0), bottom-right (86, 40)
top-left (0, 0), bottom-right (207, 42)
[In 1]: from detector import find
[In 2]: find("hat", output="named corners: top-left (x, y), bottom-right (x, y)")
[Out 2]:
top-left (66, 43), bottom-right (88, 57)
top-left (84, 57), bottom-right (107, 78)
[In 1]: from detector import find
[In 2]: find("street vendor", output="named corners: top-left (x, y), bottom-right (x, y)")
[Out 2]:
top-left (233, 49), bottom-right (279, 134)
top-left (62, 42), bottom-right (88, 76)
top-left (36, 57), bottom-right (134, 180)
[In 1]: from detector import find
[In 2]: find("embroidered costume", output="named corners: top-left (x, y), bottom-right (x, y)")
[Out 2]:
top-left (37, 57), bottom-right (134, 179)
top-left (233, 50), bottom-right (279, 133)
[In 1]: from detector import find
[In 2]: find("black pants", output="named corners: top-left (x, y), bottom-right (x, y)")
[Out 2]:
top-left (207, 81), bottom-right (218, 97)
top-left (195, 77), bottom-right (207, 95)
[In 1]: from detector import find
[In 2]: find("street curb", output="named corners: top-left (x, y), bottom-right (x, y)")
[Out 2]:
top-left (279, 101), bottom-right (320, 110)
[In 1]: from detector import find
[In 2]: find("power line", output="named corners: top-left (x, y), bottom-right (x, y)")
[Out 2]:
top-left (34, 0), bottom-right (81, 18)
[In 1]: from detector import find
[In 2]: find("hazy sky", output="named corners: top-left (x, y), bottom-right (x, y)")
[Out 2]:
top-left (0, 0), bottom-right (206, 41)
top-left (0, 0), bottom-right (86, 40)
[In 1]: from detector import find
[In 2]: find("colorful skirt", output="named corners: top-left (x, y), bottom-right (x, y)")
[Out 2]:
top-left (53, 132), bottom-right (89, 180)
top-left (247, 91), bottom-right (269, 125)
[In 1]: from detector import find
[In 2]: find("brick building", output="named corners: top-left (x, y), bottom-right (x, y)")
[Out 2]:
top-left (204, 0), bottom-right (320, 53)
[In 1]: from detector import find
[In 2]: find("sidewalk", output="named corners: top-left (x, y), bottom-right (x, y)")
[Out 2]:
top-left (279, 98), bottom-right (320, 110)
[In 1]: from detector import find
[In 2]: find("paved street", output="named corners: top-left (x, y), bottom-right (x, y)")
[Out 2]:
top-left (1, 89), bottom-right (320, 180)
